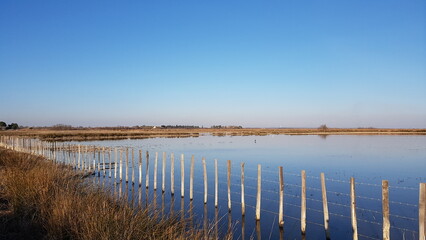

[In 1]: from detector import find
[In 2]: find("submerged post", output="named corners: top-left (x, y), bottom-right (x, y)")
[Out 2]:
top-left (227, 160), bottom-right (232, 212)
top-left (321, 173), bottom-right (330, 239)
top-left (256, 164), bottom-right (261, 221)
top-left (162, 152), bottom-right (166, 192)
top-left (203, 157), bottom-right (207, 204)
top-left (154, 152), bottom-right (158, 190)
top-left (190, 155), bottom-right (194, 200)
top-left (181, 153), bottom-right (184, 198)
top-left (301, 170), bottom-right (306, 235)
top-left (215, 159), bottom-right (218, 208)
top-left (279, 166), bottom-right (284, 228)
top-left (241, 162), bottom-right (245, 216)
top-left (420, 183), bottom-right (426, 240)
top-left (382, 180), bottom-right (390, 240)
top-left (171, 153), bottom-right (175, 195)
top-left (350, 177), bottom-right (358, 240)
top-left (145, 151), bottom-right (149, 188)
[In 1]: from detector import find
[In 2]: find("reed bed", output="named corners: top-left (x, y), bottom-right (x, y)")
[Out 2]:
top-left (0, 148), bottom-right (220, 240)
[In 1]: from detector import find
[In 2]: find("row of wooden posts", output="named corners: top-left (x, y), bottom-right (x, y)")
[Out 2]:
top-left (0, 136), bottom-right (425, 240)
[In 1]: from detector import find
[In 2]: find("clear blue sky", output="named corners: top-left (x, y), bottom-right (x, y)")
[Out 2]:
top-left (1, 1), bottom-right (425, 128)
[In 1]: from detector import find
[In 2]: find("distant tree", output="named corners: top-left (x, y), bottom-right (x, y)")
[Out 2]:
top-left (7, 123), bottom-right (19, 130)
top-left (318, 124), bottom-right (328, 132)
top-left (0, 121), bottom-right (6, 127)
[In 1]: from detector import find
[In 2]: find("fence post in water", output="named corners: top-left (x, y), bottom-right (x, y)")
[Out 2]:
top-left (279, 166), bottom-right (284, 228)
top-left (190, 155), bottom-right (194, 200)
top-left (215, 159), bottom-right (218, 208)
top-left (420, 183), bottom-right (426, 240)
top-left (241, 162), bottom-right (245, 216)
top-left (78, 145), bottom-right (81, 170)
top-left (125, 148), bottom-right (129, 183)
top-left (382, 180), bottom-right (390, 240)
top-left (154, 152), bottom-right (158, 190)
top-left (162, 152), bottom-right (166, 192)
top-left (181, 154), bottom-right (184, 198)
top-left (203, 157), bottom-right (208, 204)
top-left (256, 164), bottom-right (261, 221)
top-left (301, 170), bottom-right (306, 235)
top-left (103, 147), bottom-right (106, 177)
top-left (114, 148), bottom-right (117, 181)
top-left (321, 173), bottom-right (330, 238)
top-left (119, 149), bottom-right (123, 182)
top-left (145, 151), bottom-right (150, 188)
top-left (139, 150), bottom-right (142, 186)
top-left (228, 160), bottom-right (232, 212)
top-left (131, 148), bottom-right (135, 184)
top-left (350, 177), bottom-right (358, 240)
top-left (171, 153), bottom-right (175, 195)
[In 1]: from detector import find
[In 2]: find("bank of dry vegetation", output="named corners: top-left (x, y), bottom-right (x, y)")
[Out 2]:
top-left (0, 148), bottom-right (215, 240)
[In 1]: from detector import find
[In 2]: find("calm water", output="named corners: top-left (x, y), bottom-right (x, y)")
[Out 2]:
top-left (72, 135), bottom-right (426, 240)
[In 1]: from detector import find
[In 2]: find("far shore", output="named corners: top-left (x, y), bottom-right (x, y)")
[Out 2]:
top-left (1, 127), bottom-right (425, 141)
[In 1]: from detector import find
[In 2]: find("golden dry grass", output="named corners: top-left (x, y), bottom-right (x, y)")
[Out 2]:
top-left (0, 127), bottom-right (425, 141)
top-left (0, 148), bottom-right (224, 240)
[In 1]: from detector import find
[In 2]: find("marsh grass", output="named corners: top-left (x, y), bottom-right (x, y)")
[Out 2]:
top-left (0, 149), bottom-right (223, 240)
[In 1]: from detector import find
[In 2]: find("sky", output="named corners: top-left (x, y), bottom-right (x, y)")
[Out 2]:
top-left (1, 1), bottom-right (425, 128)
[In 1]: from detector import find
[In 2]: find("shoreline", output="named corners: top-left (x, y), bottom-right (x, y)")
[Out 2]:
top-left (1, 128), bottom-right (425, 141)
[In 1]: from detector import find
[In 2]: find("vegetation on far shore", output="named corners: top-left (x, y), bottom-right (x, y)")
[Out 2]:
top-left (0, 148), bottom-right (220, 240)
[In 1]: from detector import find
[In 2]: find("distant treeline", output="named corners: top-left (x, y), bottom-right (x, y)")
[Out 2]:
top-left (0, 121), bottom-right (19, 130)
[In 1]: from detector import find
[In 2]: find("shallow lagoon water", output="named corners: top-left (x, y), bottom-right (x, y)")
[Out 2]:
top-left (74, 135), bottom-right (426, 239)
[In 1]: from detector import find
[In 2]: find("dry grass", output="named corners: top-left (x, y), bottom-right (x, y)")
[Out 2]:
top-left (0, 148), bottom-right (222, 240)
top-left (1, 127), bottom-right (425, 141)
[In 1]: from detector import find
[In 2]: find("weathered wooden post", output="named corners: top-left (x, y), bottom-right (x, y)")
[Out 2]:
top-left (114, 148), bottom-right (118, 180)
top-left (139, 150), bottom-right (142, 186)
top-left (420, 183), bottom-right (426, 240)
top-left (103, 147), bottom-right (106, 177)
top-left (301, 170), bottom-right (306, 235)
top-left (241, 162), bottom-right (245, 216)
top-left (215, 159), bottom-right (218, 208)
top-left (108, 149), bottom-right (112, 178)
top-left (203, 157), bottom-right (207, 204)
top-left (125, 148), bottom-right (129, 183)
top-left (321, 173), bottom-right (330, 239)
top-left (180, 153), bottom-right (184, 198)
top-left (382, 180), bottom-right (390, 240)
top-left (154, 152), bottom-right (158, 190)
top-left (131, 148), bottom-right (135, 184)
top-left (227, 160), bottom-right (232, 212)
top-left (279, 166), bottom-right (284, 228)
top-left (119, 149), bottom-right (123, 182)
top-left (78, 145), bottom-right (81, 170)
top-left (256, 164), bottom-right (261, 221)
top-left (145, 151), bottom-right (149, 188)
top-left (162, 152), bottom-right (166, 192)
top-left (171, 153), bottom-right (175, 195)
top-left (350, 177), bottom-right (358, 240)
top-left (190, 155), bottom-right (194, 200)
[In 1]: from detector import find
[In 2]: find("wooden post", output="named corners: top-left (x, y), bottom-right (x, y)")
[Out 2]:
top-left (162, 152), bottom-right (166, 192)
top-left (420, 183), bottom-right (426, 240)
top-left (350, 177), bottom-right (358, 240)
top-left (301, 170), bottom-right (306, 235)
top-left (279, 166), bottom-right (284, 228)
top-left (203, 157), bottom-right (207, 204)
top-left (215, 159), bottom-right (218, 207)
top-left (114, 148), bottom-right (117, 180)
top-left (382, 180), bottom-right (390, 240)
top-left (256, 164), bottom-right (261, 221)
top-left (180, 153), bottom-right (184, 198)
top-left (154, 152), bottom-right (158, 190)
top-left (138, 150), bottom-right (142, 186)
top-left (227, 160), bottom-right (232, 212)
top-left (145, 151), bottom-right (149, 188)
top-left (321, 173), bottom-right (330, 238)
top-left (78, 145), bottom-right (81, 170)
top-left (190, 155), bottom-right (194, 201)
top-left (119, 149), bottom-right (123, 182)
top-left (241, 162), bottom-right (245, 216)
top-left (125, 148), bottom-right (129, 183)
top-left (171, 153), bottom-right (175, 195)
top-left (131, 148), bottom-right (135, 184)
top-left (103, 147), bottom-right (106, 177)
top-left (108, 149), bottom-right (112, 178)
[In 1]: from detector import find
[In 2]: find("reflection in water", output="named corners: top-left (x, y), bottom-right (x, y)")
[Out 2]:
top-left (189, 200), bottom-right (194, 228)
top-left (153, 190), bottom-right (157, 214)
top-left (130, 184), bottom-right (135, 207)
top-left (241, 216), bottom-right (245, 240)
top-left (203, 204), bottom-right (208, 240)
top-left (214, 207), bottom-right (218, 240)
top-left (279, 228), bottom-right (284, 240)
top-left (227, 211), bottom-right (233, 239)
top-left (180, 196), bottom-right (184, 221)
top-left (256, 221), bottom-right (261, 240)
top-left (170, 195), bottom-right (175, 215)
top-left (145, 187), bottom-right (149, 209)
top-left (162, 192), bottom-right (165, 217)
top-left (318, 134), bottom-right (329, 139)
top-left (138, 186), bottom-right (142, 207)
